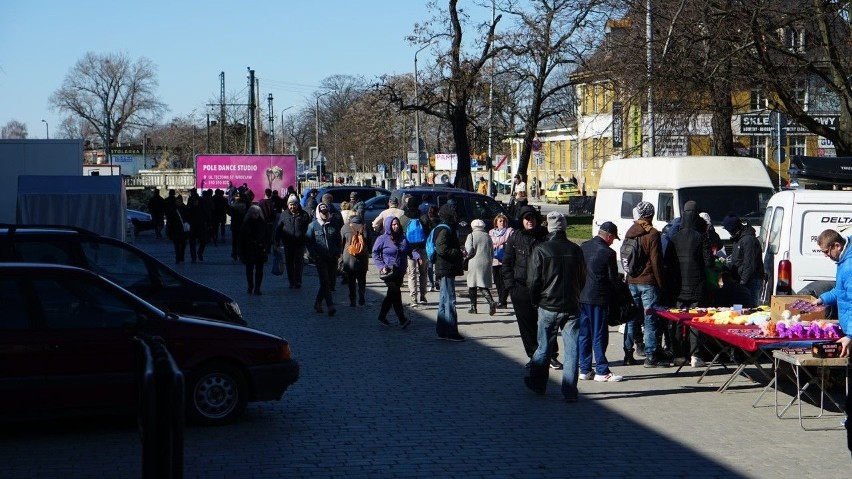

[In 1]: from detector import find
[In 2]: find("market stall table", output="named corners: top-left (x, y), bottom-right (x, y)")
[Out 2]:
top-left (656, 310), bottom-right (816, 392)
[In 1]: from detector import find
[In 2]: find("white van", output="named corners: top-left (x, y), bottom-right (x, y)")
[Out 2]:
top-left (759, 189), bottom-right (852, 298)
top-left (593, 156), bottom-right (775, 258)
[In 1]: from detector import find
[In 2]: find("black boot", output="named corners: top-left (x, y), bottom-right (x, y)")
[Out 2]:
top-left (624, 349), bottom-right (638, 366)
top-left (468, 287), bottom-right (477, 314)
top-left (482, 288), bottom-right (497, 316)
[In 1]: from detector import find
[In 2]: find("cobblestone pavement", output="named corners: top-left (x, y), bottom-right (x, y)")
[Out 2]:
top-left (0, 231), bottom-right (848, 478)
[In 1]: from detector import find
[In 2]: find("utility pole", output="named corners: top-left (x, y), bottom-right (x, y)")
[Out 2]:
top-left (219, 72), bottom-right (226, 153)
top-left (248, 68), bottom-right (256, 154)
top-left (267, 94), bottom-right (275, 153)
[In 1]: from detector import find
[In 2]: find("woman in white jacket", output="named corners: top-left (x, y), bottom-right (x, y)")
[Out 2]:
top-left (465, 219), bottom-right (497, 315)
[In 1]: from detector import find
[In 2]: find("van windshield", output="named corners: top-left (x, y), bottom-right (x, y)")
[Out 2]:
top-left (678, 186), bottom-right (774, 226)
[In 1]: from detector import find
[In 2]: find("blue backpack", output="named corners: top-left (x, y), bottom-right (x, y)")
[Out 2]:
top-left (405, 217), bottom-right (426, 244)
top-left (425, 224), bottom-right (449, 263)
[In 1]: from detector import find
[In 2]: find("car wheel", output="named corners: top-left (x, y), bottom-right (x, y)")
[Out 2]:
top-left (187, 362), bottom-right (248, 426)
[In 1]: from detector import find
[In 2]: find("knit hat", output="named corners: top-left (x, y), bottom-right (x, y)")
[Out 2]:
top-left (547, 211), bottom-right (567, 233)
top-left (287, 194), bottom-right (298, 205)
top-left (318, 203), bottom-right (329, 214)
top-left (722, 213), bottom-right (742, 234)
top-left (471, 219), bottom-right (486, 231)
top-left (634, 201), bottom-right (655, 219)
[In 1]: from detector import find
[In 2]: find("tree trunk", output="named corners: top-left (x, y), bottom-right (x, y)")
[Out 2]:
top-left (451, 104), bottom-right (474, 191)
top-left (710, 80), bottom-right (736, 156)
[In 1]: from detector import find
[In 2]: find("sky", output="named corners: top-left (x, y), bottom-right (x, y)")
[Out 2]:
top-left (0, 0), bottom-right (484, 139)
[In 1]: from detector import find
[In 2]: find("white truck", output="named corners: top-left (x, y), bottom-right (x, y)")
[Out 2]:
top-left (759, 189), bottom-right (852, 300)
top-left (593, 156), bottom-right (775, 261)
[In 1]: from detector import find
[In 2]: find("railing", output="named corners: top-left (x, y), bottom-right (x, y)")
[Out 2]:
top-left (125, 169), bottom-right (196, 190)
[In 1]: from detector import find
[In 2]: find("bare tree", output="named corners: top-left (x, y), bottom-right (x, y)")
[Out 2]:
top-left (502, 0), bottom-right (613, 180)
top-left (1, 120), bottom-right (28, 139)
top-left (49, 52), bottom-right (167, 148)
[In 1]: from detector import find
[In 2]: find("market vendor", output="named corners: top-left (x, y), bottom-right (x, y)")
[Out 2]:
top-left (813, 229), bottom-right (851, 358)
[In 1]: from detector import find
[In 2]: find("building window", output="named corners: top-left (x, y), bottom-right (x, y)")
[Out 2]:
top-left (750, 89), bottom-right (767, 111)
top-left (788, 136), bottom-right (805, 158)
top-left (792, 79), bottom-right (807, 110)
top-left (749, 136), bottom-right (767, 162)
top-left (559, 141), bottom-right (566, 170)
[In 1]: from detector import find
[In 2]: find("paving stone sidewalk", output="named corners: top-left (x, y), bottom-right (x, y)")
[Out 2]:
top-left (0, 231), bottom-right (847, 478)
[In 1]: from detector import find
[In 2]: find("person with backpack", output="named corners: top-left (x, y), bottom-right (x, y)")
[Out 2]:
top-left (424, 204), bottom-right (441, 292)
top-left (341, 214), bottom-right (369, 306)
top-left (432, 204), bottom-right (465, 341)
top-left (399, 194), bottom-right (429, 307)
top-left (622, 201), bottom-right (670, 368)
top-left (372, 216), bottom-right (419, 328)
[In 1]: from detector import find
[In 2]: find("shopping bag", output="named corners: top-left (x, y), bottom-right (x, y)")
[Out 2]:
top-left (271, 247), bottom-right (284, 276)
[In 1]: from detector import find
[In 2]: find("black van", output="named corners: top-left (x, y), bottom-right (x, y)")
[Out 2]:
top-left (0, 225), bottom-right (245, 325)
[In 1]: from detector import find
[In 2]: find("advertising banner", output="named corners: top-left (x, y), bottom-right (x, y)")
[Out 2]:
top-left (195, 154), bottom-right (298, 198)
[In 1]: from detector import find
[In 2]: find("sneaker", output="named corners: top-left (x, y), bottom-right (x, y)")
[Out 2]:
top-left (690, 356), bottom-right (707, 368)
top-left (672, 357), bottom-right (687, 366)
top-left (445, 334), bottom-right (466, 342)
top-left (578, 371), bottom-right (595, 380)
top-left (409, 302), bottom-right (421, 309)
top-left (377, 317), bottom-right (390, 326)
top-left (549, 358), bottom-right (563, 370)
top-left (428, 285), bottom-right (435, 292)
top-left (643, 358), bottom-right (658, 368)
top-left (420, 296), bottom-right (428, 304)
top-left (400, 318), bottom-right (411, 329)
top-left (644, 357), bottom-right (671, 368)
top-left (594, 372), bottom-right (624, 382)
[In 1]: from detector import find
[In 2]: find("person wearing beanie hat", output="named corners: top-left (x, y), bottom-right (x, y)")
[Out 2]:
top-left (274, 192), bottom-right (312, 289)
top-left (524, 208), bottom-right (586, 400)
top-left (433, 203), bottom-right (466, 341)
top-left (306, 199), bottom-right (343, 316)
top-left (342, 214), bottom-right (369, 306)
top-left (623, 200), bottom-right (669, 368)
top-left (725, 213), bottom-right (764, 306)
top-left (503, 204), bottom-right (564, 369)
top-left (349, 191), bottom-right (365, 220)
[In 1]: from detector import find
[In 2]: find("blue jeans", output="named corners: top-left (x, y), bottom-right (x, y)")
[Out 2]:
top-left (627, 283), bottom-right (660, 358)
top-left (579, 303), bottom-right (610, 375)
top-left (436, 276), bottom-right (458, 336)
top-left (529, 309), bottom-right (579, 400)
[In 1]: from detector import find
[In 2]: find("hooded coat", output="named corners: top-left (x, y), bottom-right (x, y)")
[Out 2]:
top-left (433, 204), bottom-right (464, 278)
top-left (668, 202), bottom-right (714, 302)
top-left (371, 216), bottom-right (418, 276)
top-left (728, 224), bottom-right (764, 285)
top-left (624, 217), bottom-right (664, 288)
top-left (465, 219), bottom-right (493, 288)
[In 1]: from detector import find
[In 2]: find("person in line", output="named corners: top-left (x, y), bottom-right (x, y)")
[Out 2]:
top-left (258, 188), bottom-right (277, 244)
top-left (523, 212), bottom-right (586, 401)
top-left (306, 203), bottom-right (342, 316)
top-left (147, 188), bottom-right (165, 239)
top-left (166, 195), bottom-right (189, 264)
top-left (212, 188), bottom-right (228, 244)
top-left (434, 204), bottom-right (466, 341)
top-left (274, 195), bottom-right (311, 289)
top-left (578, 221), bottom-right (624, 382)
top-left (814, 229), bottom-right (851, 359)
top-left (342, 214), bottom-right (369, 307)
top-left (503, 206), bottom-right (562, 369)
top-left (667, 201), bottom-right (713, 368)
top-left (624, 201), bottom-right (670, 368)
top-left (239, 205), bottom-right (269, 295)
top-left (372, 195), bottom-right (405, 234)
top-left (372, 216), bottom-right (419, 328)
top-left (304, 188), bottom-right (319, 217)
top-left (399, 195), bottom-right (429, 307)
top-left (320, 193), bottom-right (344, 231)
top-left (465, 219), bottom-right (497, 315)
top-left (489, 213), bottom-right (514, 308)
top-left (722, 213), bottom-right (765, 307)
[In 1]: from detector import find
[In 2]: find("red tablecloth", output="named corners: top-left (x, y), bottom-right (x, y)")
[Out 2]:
top-left (655, 310), bottom-right (815, 352)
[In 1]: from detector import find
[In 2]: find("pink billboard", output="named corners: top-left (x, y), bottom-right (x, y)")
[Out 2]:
top-left (195, 154), bottom-right (298, 199)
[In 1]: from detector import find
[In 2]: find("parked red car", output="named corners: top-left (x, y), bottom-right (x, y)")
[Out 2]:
top-left (0, 263), bottom-right (299, 426)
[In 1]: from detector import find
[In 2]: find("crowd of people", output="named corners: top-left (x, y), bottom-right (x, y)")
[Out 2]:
top-left (144, 186), bottom-right (849, 406)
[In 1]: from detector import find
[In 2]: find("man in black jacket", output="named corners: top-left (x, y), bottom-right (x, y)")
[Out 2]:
top-left (502, 205), bottom-right (562, 369)
top-left (275, 195), bottom-right (311, 289)
top-left (578, 221), bottom-right (624, 382)
top-left (722, 213), bottom-right (765, 307)
top-left (434, 204), bottom-right (465, 341)
top-left (524, 212), bottom-right (586, 401)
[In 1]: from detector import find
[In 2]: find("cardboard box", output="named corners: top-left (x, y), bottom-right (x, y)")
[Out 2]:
top-left (770, 295), bottom-right (826, 321)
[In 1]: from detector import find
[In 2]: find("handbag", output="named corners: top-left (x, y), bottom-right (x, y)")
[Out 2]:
top-left (379, 265), bottom-right (399, 281)
top-left (608, 281), bottom-right (641, 327)
top-left (494, 246), bottom-right (505, 262)
top-left (271, 247), bottom-right (284, 276)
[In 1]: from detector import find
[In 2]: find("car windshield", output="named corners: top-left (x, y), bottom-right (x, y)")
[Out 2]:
top-left (678, 186), bottom-right (774, 225)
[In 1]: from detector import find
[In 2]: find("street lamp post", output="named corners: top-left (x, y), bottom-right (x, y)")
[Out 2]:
top-left (315, 91), bottom-right (332, 177)
top-left (41, 119), bottom-right (49, 139)
top-left (414, 42), bottom-right (434, 186)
